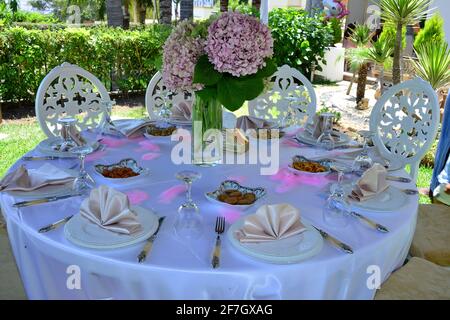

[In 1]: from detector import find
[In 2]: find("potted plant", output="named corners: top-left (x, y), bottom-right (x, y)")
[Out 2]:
top-left (316, 17), bottom-right (346, 82)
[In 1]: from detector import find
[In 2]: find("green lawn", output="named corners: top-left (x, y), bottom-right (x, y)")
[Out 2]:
top-left (0, 106), bottom-right (435, 204)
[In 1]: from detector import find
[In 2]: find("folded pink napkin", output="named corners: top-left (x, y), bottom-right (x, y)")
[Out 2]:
top-left (349, 163), bottom-right (389, 202)
top-left (235, 203), bottom-right (306, 243)
top-left (0, 164), bottom-right (74, 192)
top-left (171, 101), bottom-right (192, 121)
top-left (112, 119), bottom-right (155, 137)
top-left (236, 116), bottom-right (273, 132)
top-left (80, 185), bottom-right (142, 235)
top-left (61, 125), bottom-right (86, 146)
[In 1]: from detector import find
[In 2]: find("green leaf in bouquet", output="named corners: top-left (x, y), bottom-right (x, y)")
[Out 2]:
top-left (193, 55), bottom-right (222, 86)
top-left (195, 86), bottom-right (218, 101)
top-left (217, 75), bottom-right (264, 111)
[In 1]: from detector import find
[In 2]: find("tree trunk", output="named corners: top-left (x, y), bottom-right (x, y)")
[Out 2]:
top-left (139, 4), bottom-right (146, 24)
top-left (392, 22), bottom-right (403, 85)
top-left (379, 68), bottom-right (385, 94)
top-left (106, 0), bottom-right (125, 27)
top-left (180, 0), bottom-right (193, 20)
top-left (132, 0), bottom-right (139, 23)
top-left (220, 0), bottom-right (228, 12)
top-left (347, 71), bottom-right (356, 95)
top-left (123, 0), bottom-right (130, 29)
top-left (160, 0), bottom-right (172, 24)
top-left (252, 0), bottom-right (261, 11)
top-left (356, 63), bottom-right (368, 103)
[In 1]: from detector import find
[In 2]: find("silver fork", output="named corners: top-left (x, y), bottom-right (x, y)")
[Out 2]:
top-left (212, 216), bottom-right (225, 269)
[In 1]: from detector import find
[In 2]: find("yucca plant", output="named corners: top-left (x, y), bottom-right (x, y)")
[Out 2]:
top-left (379, 0), bottom-right (434, 85)
top-left (349, 24), bottom-right (372, 47)
top-left (346, 24), bottom-right (372, 104)
top-left (347, 46), bottom-right (371, 104)
top-left (412, 42), bottom-right (450, 91)
top-left (364, 36), bottom-right (394, 94)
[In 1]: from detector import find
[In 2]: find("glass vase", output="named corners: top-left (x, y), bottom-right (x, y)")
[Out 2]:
top-left (191, 92), bottom-right (223, 167)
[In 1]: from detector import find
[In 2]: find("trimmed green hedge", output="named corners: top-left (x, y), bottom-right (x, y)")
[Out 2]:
top-left (0, 25), bottom-right (172, 103)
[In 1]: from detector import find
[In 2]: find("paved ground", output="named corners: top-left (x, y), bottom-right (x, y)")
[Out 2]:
top-left (0, 215), bottom-right (27, 299)
top-left (315, 81), bottom-right (378, 132)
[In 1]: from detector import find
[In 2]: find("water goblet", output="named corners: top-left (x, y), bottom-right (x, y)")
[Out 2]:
top-left (323, 192), bottom-right (349, 228)
top-left (70, 145), bottom-right (94, 195)
top-left (282, 97), bottom-right (299, 128)
top-left (58, 117), bottom-right (78, 151)
top-left (174, 170), bottom-right (203, 240)
top-left (352, 130), bottom-right (374, 173)
top-left (330, 162), bottom-right (351, 196)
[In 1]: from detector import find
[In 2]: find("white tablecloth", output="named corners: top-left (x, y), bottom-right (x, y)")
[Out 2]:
top-left (0, 131), bottom-right (418, 299)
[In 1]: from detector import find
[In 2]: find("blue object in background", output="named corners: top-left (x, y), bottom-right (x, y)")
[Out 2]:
top-left (431, 94), bottom-right (450, 194)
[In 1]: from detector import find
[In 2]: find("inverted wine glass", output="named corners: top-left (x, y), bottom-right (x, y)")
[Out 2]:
top-left (174, 170), bottom-right (203, 240)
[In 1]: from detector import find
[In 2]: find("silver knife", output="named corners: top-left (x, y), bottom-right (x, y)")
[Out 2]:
top-left (313, 226), bottom-right (353, 254)
top-left (23, 156), bottom-right (58, 161)
top-left (39, 215), bottom-right (73, 233)
top-left (138, 216), bottom-right (166, 263)
top-left (350, 212), bottom-right (389, 233)
top-left (13, 193), bottom-right (83, 208)
top-left (386, 176), bottom-right (411, 183)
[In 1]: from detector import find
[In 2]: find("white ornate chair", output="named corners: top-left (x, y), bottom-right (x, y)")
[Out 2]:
top-left (369, 77), bottom-right (440, 182)
top-left (145, 71), bottom-right (237, 128)
top-left (248, 64), bottom-right (317, 127)
top-left (35, 62), bottom-right (111, 137)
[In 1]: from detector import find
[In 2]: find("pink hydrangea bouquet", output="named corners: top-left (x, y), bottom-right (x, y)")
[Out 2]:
top-left (162, 12), bottom-right (276, 111)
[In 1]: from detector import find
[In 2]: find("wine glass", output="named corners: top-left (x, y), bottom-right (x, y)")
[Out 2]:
top-left (158, 92), bottom-right (173, 121)
top-left (330, 162), bottom-right (351, 196)
top-left (316, 113), bottom-right (336, 151)
top-left (98, 100), bottom-right (118, 135)
top-left (174, 170), bottom-right (203, 239)
top-left (58, 117), bottom-right (78, 151)
top-left (323, 191), bottom-right (349, 228)
top-left (70, 145), bottom-right (94, 195)
top-left (352, 130), bottom-right (374, 173)
top-left (282, 96), bottom-right (298, 128)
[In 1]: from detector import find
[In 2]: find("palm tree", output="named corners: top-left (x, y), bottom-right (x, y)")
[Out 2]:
top-left (347, 47), bottom-right (371, 105)
top-left (180, 0), bottom-right (193, 20)
top-left (412, 42), bottom-right (450, 91)
top-left (379, 0), bottom-right (433, 85)
top-left (346, 24), bottom-right (372, 101)
top-left (106, 0), bottom-right (124, 27)
top-left (364, 37), bottom-right (394, 95)
top-left (160, 0), bottom-right (172, 24)
top-left (220, 0), bottom-right (228, 12)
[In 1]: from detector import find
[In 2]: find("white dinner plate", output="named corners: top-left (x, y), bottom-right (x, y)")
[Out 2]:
top-left (296, 130), bottom-right (351, 147)
top-left (342, 183), bottom-right (408, 212)
top-left (64, 206), bottom-right (159, 249)
top-left (227, 218), bottom-right (323, 264)
top-left (6, 168), bottom-right (77, 200)
top-left (37, 137), bottom-right (101, 158)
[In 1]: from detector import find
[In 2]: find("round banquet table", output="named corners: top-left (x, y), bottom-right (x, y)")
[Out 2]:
top-left (0, 129), bottom-right (419, 300)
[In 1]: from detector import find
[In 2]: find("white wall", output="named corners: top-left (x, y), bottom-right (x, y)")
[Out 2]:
top-left (430, 0), bottom-right (450, 45)
top-left (268, 0), bottom-right (305, 11)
